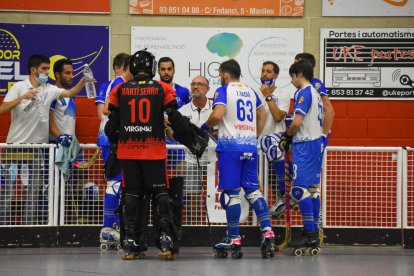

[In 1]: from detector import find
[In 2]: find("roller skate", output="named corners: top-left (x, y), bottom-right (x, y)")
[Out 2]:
top-left (288, 231), bottom-right (320, 256)
top-left (121, 239), bottom-right (146, 260)
top-left (260, 230), bottom-right (277, 258)
top-left (100, 227), bottom-right (121, 251)
top-left (213, 235), bottom-right (243, 259)
top-left (158, 232), bottom-right (178, 260)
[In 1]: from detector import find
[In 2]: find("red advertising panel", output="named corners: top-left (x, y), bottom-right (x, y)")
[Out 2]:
top-left (129, 0), bottom-right (304, 16)
top-left (0, 0), bottom-right (110, 13)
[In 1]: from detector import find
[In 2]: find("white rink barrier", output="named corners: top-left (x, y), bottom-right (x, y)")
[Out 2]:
top-left (0, 144), bottom-right (413, 230)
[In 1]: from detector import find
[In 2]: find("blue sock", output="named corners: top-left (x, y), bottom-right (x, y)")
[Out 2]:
top-left (225, 190), bottom-right (241, 237)
top-left (312, 195), bottom-right (321, 232)
top-left (273, 159), bottom-right (285, 193)
top-left (244, 187), bottom-right (271, 230)
top-left (298, 197), bottom-right (314, 233)
top-left (103, 193), bottom-right (120, 228)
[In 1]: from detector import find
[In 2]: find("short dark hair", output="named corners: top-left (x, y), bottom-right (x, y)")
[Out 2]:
top-left (112, 53), bottom-right (130, 71)
top-left (289, 60), bottom-right (314, 81)
top-left (219, 59), bottom-right (241, 79)
top-left (262, 61), bottom-right (279, 74)
top-left (158, 57), bottom-right (175, 69)
top-left (28, 54), bottom-right (50, 73)
top-left (295, 53), bottom-right (316, 68)
top-left (53, 59), bottom-right (73, 77)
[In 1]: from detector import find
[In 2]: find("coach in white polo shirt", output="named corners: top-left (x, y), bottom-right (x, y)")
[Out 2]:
top-left (167, 75), bottom-right (214, 218)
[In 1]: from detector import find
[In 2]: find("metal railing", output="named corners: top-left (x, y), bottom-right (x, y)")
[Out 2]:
top-left (0, 143), bottom-right (413, 230)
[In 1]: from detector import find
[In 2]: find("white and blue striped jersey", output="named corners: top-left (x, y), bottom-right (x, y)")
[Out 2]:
top-left (213, 82), bottom-right (263, 153)
top-left (293, 84), bottom-right (323, 143)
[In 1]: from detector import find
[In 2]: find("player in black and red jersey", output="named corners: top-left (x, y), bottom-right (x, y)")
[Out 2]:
top-left (105, 49), bottom-right (181, 260)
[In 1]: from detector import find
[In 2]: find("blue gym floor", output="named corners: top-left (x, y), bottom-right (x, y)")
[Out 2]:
top-left (0, 246), bottom-right (412, 276)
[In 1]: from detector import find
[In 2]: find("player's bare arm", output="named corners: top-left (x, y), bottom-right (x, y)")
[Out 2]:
top-left (59, 77), bottom-right (86, 99)
top-left (0, 89), bottom-right (37, 114)
top-left (321, 95), bottom-right (335, 135)
top-left (205, 104), bottom-right (226, 127)
top-left (256, 105), bottom-right (267, 136)
top-left (287, 113), bottom-right (304, 136)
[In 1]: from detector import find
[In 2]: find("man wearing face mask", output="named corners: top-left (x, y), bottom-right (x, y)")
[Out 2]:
top-left (0, 54), bottom-right (86, 225)
top-left (257, 61), bottom-right (291, 218)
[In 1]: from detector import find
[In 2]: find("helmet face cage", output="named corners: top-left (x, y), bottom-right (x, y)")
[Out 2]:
top-left (129, 50), bottom-right (157, 78)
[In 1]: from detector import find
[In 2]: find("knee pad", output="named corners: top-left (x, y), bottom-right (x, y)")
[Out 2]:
top-left (290, 186), bottom-right (311, 204)
top-left (154, 192), bottom-right (170, 211)
top-left (244, 190), bottom-right (263, 205)
top-left (106, 180), bottom-right (121, 196)
top-left (309, 184), bottom-right (320, 199)
top-left (123, 193), bottom-right (141, 220)
top-left (219, 191), bottom-right (241, 210)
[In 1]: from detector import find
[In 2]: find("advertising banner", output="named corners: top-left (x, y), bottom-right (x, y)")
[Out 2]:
top-left (129, 0), bottom-right (304, 16)
top-left (0, 0), bottom-right (110, 13)
top-left (320, 28), bottom-right (414, 100)
top-left (0, 23), bottom-right (110, 97)
top-left (206, 147), bottom-right (250, 223)
top-left (322, 0), bottom-right (414, 16)
top-left (131, 27), bottom-right (303, 98)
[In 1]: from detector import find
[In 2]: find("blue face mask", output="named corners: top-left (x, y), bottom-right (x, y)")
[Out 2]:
top-left (36, 73), bottom-right (48, 85)
top-left (260, 78), bottom-right (275, 86)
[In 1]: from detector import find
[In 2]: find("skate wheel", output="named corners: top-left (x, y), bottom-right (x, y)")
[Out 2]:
top-left (231, 251), bottom-right (243, 259)
top-left (293, 248), bottom-right (303, 256)
top-left (117, 244), bottom-right (123, 251)
top-left (310, 248), bottom-right (320, 256)
top-left (214, 249), bottom-right (228, 258)
top-left (100, 244), bottom-right (108, 251)
top-left (137, 252), bottom-right (145, 259)
top-left (121, 254), bottom-right (137, 261)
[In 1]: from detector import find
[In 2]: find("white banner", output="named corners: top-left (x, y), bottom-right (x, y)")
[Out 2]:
top-left (206, 146), bottom-right (250, 223)
top-left (131, 27), bottom-right (303, 98)
top-left (322, 0), bottom-right (414, 16)
top-left (320, 28), bottom-right (414, 100)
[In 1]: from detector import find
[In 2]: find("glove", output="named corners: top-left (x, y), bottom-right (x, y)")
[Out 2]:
top-left (200, 123), bottom-right (211, 132)
top-left (57, 134), bottom-right (73, 147)
top-left (266, 144), bottom-right (284, 162)
top-left (278, 131), bottom-right (292, 152)
top-left (260, 133), bottom-right (281, 153)
top-left (321, 133), bottom-right (329, 149)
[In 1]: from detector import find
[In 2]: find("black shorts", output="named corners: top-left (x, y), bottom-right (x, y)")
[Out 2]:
top-left (121, 159), bottom-right (167, 195)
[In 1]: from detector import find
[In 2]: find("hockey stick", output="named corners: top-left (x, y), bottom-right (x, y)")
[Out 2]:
top-left (72, 148), bottom-right (100, 169)
top-left (277, 147), bottom-right (292, 251)
top-left (197, 155), bottom-right (214, 249)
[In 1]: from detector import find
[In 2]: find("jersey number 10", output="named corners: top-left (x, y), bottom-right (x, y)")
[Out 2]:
top-left (128, 98), bottom-right (150, 123)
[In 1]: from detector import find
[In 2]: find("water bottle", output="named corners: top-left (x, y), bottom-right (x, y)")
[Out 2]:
top-left (34, 94), bottom-right (48, 123)
top-left (22, 87), bottom-right (37, 111)
top-left (83, 63), bottom-right (96, 99)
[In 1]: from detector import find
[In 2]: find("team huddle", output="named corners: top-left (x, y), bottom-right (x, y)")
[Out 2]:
top-left (0, 50), bottom-right (334, 260)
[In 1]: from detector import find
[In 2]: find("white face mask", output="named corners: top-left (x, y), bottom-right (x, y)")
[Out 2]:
top-left (36, 73), bottom-right (48, 85)
top-left (36, 71), bottom-right (49, 85)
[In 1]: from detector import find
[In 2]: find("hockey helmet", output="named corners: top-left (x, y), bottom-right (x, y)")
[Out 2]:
top-left (129, 49), bottom-right (157, 78)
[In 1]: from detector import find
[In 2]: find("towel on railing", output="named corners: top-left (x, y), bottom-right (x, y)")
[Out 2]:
top-left (55, 136), bottom-right (80, 179)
